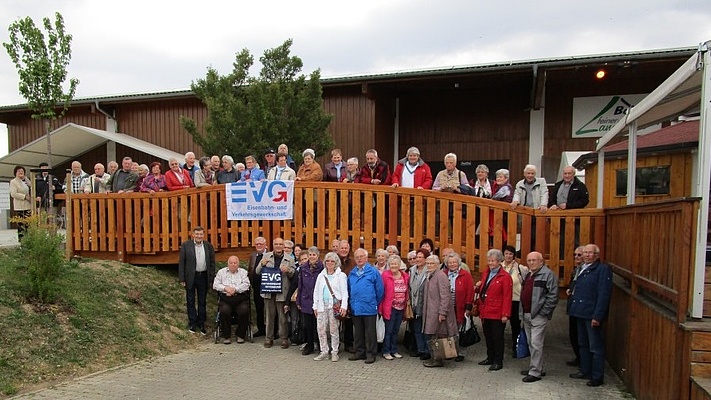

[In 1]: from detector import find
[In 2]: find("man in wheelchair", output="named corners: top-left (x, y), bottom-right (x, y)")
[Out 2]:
top-left (213, 256), bottom-right (251, 344)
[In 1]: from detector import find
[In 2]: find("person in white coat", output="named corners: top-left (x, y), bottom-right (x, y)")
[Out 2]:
top-left (312, 251), bottom-right (349, 362)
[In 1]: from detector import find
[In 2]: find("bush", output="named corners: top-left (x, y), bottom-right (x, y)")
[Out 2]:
top-left (16, 213), bottom-right (66, 303)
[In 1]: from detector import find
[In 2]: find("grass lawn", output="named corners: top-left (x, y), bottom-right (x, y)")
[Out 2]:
top-left (0, 251), bottom-right (215, 397)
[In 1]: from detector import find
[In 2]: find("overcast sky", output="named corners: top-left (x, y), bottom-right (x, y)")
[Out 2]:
top-left (0, 0), bottom-right (709, 157)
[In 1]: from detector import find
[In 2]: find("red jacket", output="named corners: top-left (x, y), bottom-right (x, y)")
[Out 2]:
top-left (391, 159), bottom-right (433, 189)
top-left (477, 267), bottom-right (513, 320)
top-left (450, 268), bottom-right (475, 325)
top-left (359, 160), bottom-right (391, 185)
top-left (378, 269), bottom-right (409, 320)
top-left (165, 169), bottom-right (194, 191)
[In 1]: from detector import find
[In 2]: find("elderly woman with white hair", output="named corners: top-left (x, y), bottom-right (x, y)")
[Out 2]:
top-left (216, 155), bottom-right (239, 183)
top-left (433, 153), bottom-right (469, 192)
top-left (472, 164), bottom-right (493, 198)
top-left (296, 148), bottom-right (323, 181)
top-left (475, 248), bottom-right (513, 371)
top-left (421, 254), bottom-right (458, 367)
top-left (312, 251), bottom-right (348, 361)
top-left (491, 168), bottom-right (514, 202)
top-left (391, 146), bottom-right (433, 189)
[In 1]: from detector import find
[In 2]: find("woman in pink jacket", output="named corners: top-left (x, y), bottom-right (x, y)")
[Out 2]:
top-left (378, 255), bottom-right (409, 360)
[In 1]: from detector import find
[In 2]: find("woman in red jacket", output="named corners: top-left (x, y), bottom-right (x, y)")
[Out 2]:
top-left (165, 158), bottom-right (194, 191)
top-left (475, 249), bottom-right (513, 371)
top-left (444, 252), bottom-right (475, 362)
top-left (391, 147), bottom-right (433, 189)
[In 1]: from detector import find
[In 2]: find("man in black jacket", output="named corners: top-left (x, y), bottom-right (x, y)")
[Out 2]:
top-left (178, 226), bottom-right (216, 335)
top-left (548, 166), bottom-right (589, 210)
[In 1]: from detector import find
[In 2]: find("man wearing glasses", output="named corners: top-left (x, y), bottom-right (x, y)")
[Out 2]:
top-left (520, 252), bottom-right (559, 383)
top-left (249, 237), bottom-right (269, 337)
top-left (565, 246), bottom-right (585, 367)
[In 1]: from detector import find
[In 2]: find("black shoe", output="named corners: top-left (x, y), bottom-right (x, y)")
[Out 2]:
top-left (410, 350), bottom-right (420, 357)
top-left (522, 375), bottom-right (541, 383)
top-left (570, 372), bottom-right (590, 379)
top-left (587, 380), bottom-right (604, 387)
top-left (566, 358), bottom-right (580, 367)
top-left (454, 355), bottom-right (465, 362)
top-left (521, 370), bottom-right (546, 376)
top-left (253, 331), bottom-right (265, 338)
top-left (199, 326), bottom-right (207, 336)
top-left (488, 364), bottom-right (502, 371)
top-left (419, 353), bottom-right (431, 361)
top-left (364, 357), bottom-right (375, 364)
top-left (346, 347), bottom-right (356, 354)
top-left (348, 354), bottom-right (366, 361)
top-left (301, 346), bottom-right (314, 356)
top-left (423, 359), bottom-right (443, 367)
top-left (478, 359), bottom-right (492, 365)
top-left (188, 325), bottom-right (197, 334)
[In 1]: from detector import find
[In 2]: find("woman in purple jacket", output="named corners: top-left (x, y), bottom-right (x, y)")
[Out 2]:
top-left (296, 246), bottom-right (324, 355)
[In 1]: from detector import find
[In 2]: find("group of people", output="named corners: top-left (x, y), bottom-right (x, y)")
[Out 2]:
top-left (177, 227), bottom-right (612, 387)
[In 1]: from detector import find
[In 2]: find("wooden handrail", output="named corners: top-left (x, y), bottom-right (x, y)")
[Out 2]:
top-left (66, 182), bottom-right (606, 289)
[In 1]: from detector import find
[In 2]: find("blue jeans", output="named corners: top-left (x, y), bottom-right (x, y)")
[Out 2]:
top-left (577, 318), bottom-right (606, 382)
top-left (383, 308), bottom-right (404, 355)
top-left (412, 316), bottom-right (429, 354)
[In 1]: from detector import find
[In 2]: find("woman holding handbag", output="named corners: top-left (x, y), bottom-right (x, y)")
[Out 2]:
top-left (312, 252), bottom-right (348, 362)
top-left (444, 252), bottom-right (475, 362)
top-left (378, 255), bottom-right (410, 360)
top-left (422, 255), bottom-right (458, 367)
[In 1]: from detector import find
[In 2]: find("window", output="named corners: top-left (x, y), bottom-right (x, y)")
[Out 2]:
top-left (615, 166), bottom-right (670, 196)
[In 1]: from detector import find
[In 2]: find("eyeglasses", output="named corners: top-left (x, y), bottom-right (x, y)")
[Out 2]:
top-left (408, 257), bottom-right (416, 260)
top-left (574, 253), bottom-right (583, 257)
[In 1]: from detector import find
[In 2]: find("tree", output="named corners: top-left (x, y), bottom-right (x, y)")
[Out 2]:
top-left (181, 39), bottom-right (333, 162)
top-left (3, 12), bottom-right (80, 170)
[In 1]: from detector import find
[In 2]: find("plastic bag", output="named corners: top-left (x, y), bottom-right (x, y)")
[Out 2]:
top-left (376, 315), bottom-right (385, 343)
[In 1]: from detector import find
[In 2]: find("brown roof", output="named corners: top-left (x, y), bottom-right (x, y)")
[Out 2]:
top-left (573, 120), bottom-right (699, 169)
top-left (603, 120), bottom-right (699, 152)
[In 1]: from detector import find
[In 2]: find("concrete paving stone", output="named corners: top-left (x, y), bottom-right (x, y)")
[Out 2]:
top-left (12, 301), bottom-right (633, 399)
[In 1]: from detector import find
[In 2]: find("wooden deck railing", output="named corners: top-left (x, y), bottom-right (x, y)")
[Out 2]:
top-left (605, 198), bottom-right (699, 323)
top-left (66, 182), bottom-right (605, 286)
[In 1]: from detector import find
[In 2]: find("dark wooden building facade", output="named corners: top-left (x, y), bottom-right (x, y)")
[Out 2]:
top-left (0, 48), bottom-right (694, 182)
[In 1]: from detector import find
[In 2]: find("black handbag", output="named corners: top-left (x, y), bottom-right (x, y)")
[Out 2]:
top-left (458, 316), bottom-right (481, 347)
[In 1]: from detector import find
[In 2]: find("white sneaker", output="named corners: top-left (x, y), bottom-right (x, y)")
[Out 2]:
top-left (392, 352), bottom-right (403, 359)
top-left (383, 354), bottom-right (394, 360)
top-left (331, 353), bottom-right (339, 362)
top-left (313, 353), bottom-right (328, 361)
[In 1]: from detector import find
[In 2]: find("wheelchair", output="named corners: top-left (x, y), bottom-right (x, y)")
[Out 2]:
top-left (213, 290), bottom-right (254, 344)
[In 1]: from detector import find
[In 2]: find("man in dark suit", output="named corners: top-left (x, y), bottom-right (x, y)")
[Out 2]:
top-left (568, 244), bottom-right (612, 387)
top-left (248, 236), bottom-right (268, 337)
top-left (179, 226), bottom-right (215, 335)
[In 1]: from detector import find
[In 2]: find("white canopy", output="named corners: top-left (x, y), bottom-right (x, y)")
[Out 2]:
top-left (0, 123), bottom-right (184, 180)
top-left (593, 41), bottom-right (710, 318)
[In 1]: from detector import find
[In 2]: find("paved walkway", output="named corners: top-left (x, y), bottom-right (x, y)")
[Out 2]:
top-left (13, 303), bottom-right (632, 399)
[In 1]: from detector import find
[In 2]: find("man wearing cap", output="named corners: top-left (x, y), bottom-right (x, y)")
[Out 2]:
top-left (262, 148), bottom-right (277, 178)
top-left (35, 162), bottom-right (63, 209)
